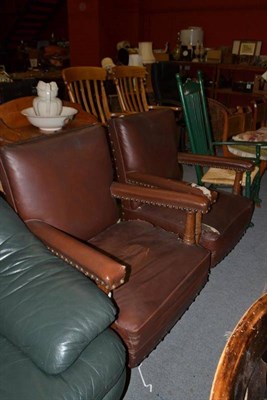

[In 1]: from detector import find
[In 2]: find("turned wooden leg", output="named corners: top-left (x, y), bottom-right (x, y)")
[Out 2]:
top-left (183, 211), bottom-right (196, 245)
top-left (195, 211), bottom-right (202, 244)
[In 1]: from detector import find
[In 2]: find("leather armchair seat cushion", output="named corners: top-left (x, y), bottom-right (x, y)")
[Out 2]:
top-left (121, 190), bottom-right (254, 266)
top-left (89, 220), bottom-right (210, 367)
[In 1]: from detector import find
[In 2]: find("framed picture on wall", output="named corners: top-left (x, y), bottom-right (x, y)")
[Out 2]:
top-left (255, 41), bottom-right (262, 56)
top-left (232, 40), bottom-right (262, 64)
top-left (239, 41), bottom-right (257, 56)
top-left (232, 40), bottom-right (241, 55)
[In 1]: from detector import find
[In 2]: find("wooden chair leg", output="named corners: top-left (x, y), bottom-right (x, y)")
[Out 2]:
top-left (183, 211), bottom-right (196, 245)
top-left (195, 211), bottom-right (202, 244)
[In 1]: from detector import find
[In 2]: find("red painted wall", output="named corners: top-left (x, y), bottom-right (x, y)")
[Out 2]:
top-left (141, 0), bottom-right (267, 53)
top-left (67, 0), bottom-right (101, 66)
top-left (67, 0), bottom-right (267, 65)
top-left (67, 0), bottom-right (141, 65)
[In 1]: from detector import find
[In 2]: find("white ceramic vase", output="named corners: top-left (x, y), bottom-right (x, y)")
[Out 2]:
top-left (33, 81), bottom-right (62, 117)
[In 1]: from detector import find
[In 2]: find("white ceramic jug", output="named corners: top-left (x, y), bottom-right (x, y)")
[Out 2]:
top-left (33, 81), bottom-right (62, 117)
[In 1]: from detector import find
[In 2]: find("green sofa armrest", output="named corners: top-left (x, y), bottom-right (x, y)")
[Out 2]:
top-left (0, 198), bottom-right (118, 375)
top-left (0, 329), bottom-right (126, 400)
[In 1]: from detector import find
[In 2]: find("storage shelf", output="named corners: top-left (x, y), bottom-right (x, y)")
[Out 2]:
top-left (174, 62), bottom-right (266, 107)
top-left (215, 64), bottom-right (266, 106)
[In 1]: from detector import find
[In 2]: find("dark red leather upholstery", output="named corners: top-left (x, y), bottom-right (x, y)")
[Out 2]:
top-left (0, 124), bottom-right (210, 368)
top-left (108, 109), bottom-right (254, 266)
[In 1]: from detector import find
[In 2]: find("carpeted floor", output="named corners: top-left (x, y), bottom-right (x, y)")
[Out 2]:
top-left (122, 166), bottom-right (267, 400)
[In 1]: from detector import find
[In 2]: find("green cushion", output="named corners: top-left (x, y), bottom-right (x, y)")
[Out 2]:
top-left (0, 197), bottom-right (117, 375)
top-left (0, 330), bottom-right (126, 400)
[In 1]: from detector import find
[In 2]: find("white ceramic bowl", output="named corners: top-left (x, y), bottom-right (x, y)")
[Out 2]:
top-left (21, 106), bottom-right (78, 133)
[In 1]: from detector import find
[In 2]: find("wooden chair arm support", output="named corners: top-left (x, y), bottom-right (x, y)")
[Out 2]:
top-left (125, 171), bottom-right (218, 203)
top-left (110, 181), bottom-right (211, 213)
top-left (26, 220), bottom-right (127, 292)
top-left (177, 151), bottom-right (254, 171)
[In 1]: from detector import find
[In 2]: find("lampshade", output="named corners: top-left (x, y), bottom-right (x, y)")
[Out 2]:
top-left (138, 42), bottom-right (155, 64)
top-left (128, 54), bottom-right (143, 66)
top-left (101, 57), bottom-right (115, 70)
top-left (180, 27), bottom-right (203, 46)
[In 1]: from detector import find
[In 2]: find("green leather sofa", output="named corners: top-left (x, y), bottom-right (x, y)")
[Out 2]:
top-left (0, 197), bottom-right (127, 400)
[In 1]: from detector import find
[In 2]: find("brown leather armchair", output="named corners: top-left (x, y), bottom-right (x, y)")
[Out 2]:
top-left (107, 109), bottom-right (255, 267)
top-left (0, 124), bottom-right (211, 368)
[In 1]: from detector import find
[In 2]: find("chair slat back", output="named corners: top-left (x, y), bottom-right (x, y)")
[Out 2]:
top-left (176, 71), bottom-right (214, 156)
top-left (112, 66), bottom-right (149, 113)
top-left (62, 67), bottom-right (111, 124)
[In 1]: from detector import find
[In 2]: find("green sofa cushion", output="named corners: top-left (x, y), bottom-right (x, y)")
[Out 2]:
top-left (0, 329), bottom-right (126, 400)
top-left (0, 197), bottom-right (117, 375)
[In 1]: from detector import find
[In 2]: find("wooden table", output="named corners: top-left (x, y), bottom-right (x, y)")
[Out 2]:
top-left (10, 70), bottom-right (63, 81)
top-left (230, 129), bottom-right (267, 161)
top-left (0, 96), bottom-right (98, 146)
top-left (0, 117), bottom-right (98, 146)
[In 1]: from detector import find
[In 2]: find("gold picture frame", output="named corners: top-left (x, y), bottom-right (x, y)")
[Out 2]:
top-left (239, 41), bottom-right (256, 56)
top-left (232, 40), bottom-right (262, 64)
top-left (239, 40), bottom-right (262, 56)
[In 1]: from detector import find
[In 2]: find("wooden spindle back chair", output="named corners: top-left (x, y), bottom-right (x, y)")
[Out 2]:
top-left (112, 65), bottom-right (181, 114)
top-left (62, 66), bottom-right (112, 124)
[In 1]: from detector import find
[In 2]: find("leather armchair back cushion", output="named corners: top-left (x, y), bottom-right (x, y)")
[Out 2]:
top-left (0, 197), bottom-right (117, 375)
top-left (0, 125), bottom-right (119, 241)
top-left (108, 109), bottom-right (182, 182)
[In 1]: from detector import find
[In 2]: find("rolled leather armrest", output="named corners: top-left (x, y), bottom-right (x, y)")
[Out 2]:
top-left (110, 181), bottom-right (211, 213)
top-left (27, 220), bottom-right (127, 291)
top-left (177, 151), bottom-right (254, 171)
top-left (125, 171), bottom-right (218, 203)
